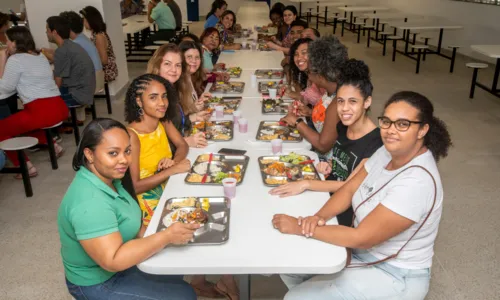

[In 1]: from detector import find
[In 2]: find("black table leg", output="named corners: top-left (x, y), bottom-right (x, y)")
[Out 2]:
top-left (437, 28), bottom-right (444, 54)
top-left (299, 2), bottom-right (302, 19)
top-left (127, 34), bottom-right (132, 56)
top-left (239, 274), bottom-right (251, 300)
top-left (349, 12), bottom-right (353, 30)
top-left (45, 129), bottom-right (58, 170)
top-left (404, 29), bottom-right (410, 54)
top-left (324, 7), bottom-right (328, 25)
top-left (375, 19), bottom-right (380, 40)
top-left (492, 58), bottom-right (500, 92)
top-left (18, 151), bottom-right (33, 197)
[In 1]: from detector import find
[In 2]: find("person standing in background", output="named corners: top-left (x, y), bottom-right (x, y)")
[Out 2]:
top-left (146, 0), bottom-right (177, 44)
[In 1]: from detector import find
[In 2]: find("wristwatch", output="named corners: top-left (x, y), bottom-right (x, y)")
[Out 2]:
top-left (294, 118), bottom-right (304, 128)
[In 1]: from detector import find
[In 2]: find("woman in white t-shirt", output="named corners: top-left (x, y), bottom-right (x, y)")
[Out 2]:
top-left (272, 91), bottom-right (452, 300)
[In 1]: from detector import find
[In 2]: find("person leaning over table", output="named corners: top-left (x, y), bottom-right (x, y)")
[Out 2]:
top-left (273, 91), bottom-right (452, 300)
top-left (204, 0), bottom-right (227, 29)
top-left (0, 26), bottom-right (68, 178)
top-left (271, 59), bottom-right (383, 227)
top-left (81, 6), bottom-right (119, 85)
top-left (58, 118), bottom-right (197, 300)
top-left (215, 10), bottom-right (241, 50)
top-left (125, 74), bottom-right (190, 226)
top-left (146, 0), bottom-right (177, 45)
top-left (147, 43), bottom-right (211, 146)
top-left (281, 36), bottom-right (348, 161)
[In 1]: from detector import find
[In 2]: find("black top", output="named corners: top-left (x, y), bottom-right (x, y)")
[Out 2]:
top-left (327, 122), bottom-right (383, 182)
top-left (167, 1), bottom-right (183, 30)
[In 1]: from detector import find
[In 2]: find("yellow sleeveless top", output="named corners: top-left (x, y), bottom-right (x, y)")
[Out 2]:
top-left (128, 123), bottom-right (172, 225)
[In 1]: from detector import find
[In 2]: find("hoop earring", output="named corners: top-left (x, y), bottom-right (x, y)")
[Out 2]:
top-left (138, 107), bottom-right (144, 116)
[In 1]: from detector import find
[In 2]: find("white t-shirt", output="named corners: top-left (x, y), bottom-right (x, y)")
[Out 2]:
top-left (352, 146), bottom-right (443, 269)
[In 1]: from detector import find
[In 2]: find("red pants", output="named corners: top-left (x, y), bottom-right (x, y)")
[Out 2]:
top-left (0, 96), bottom-right (69, 166)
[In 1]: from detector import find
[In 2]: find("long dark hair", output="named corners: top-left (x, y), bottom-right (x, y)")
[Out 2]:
top-left (384, 91), bottom-right (452, 162)
top-left (124, 74), bottom-right (178, 124)
top-left (219, 10), bottom-right (236, 31)
top-left (179, 41), bottom-right (206, 96)
top-left (0, 12), bottom-right (9, 28)
top-left (289, 38), bottom-right (312, 90)
top-left (72, 118), bottom-right (130, 171)
top-left (207, 0), bottom-right (227, 20)
top-left (6, 27), bottom-right (38, 54)
top-left (283, 5), bottom-right (298, 17)
top-left (80, 6), bottom-right (107, 33)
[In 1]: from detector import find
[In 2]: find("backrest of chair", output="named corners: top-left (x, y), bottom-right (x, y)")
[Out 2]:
top-left (95, 70), bottom-right (105, 93)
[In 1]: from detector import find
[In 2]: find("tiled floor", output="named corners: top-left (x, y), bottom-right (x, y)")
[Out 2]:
top-left (1, 19), bottom-right (499, 300)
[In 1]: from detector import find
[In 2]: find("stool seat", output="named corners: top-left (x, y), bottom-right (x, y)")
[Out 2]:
top-left (466, 62), bottom-right (488, 69)
top-left (411, 45), bottom-right (429, 49)
top-left (0, 137), bottom-right (38, 151)
top-left (387, 35), bottom-right (403, 40)
top-left (363, 25), bottom-right (375, 29)
top-left (68, 104), bottom-right (83, 109)
top-left (42, 121), bottom-right (63, 130)
top-left (153, 40), bottom-right (169, 45)
top-left (379, 32), bottom-right (394, 35)
top-left (335, 17), bottom-right (347, 20)
top-left (448, 45), bottom-right (461, 48)
top-left (353, 21), bottom-right (365, 25)
top-left (144, 45), bottom-right (160, 50)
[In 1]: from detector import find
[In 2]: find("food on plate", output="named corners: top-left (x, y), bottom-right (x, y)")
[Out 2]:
top-left (302, 165), bottom-right (314, 173)
top-left (279, 152), bottom-right (307, 164)
top-left (262, 162), bottom-right (300, 177)
top-left (228, 67), bottom-right (242, 76)
top-left (267, 81), bottom-right (275, 86)
top-left (193, 162), bottom-right (223, 175)
top-left (201, 198), bottom-right (210, 211)
top-left (265, 177), bottom-right (288, 185)
top-left (302, 174), bottom-right (317, 180)
top-left (208, 96), bottom-right (223, 103)
top-left (168, 207), bottom-right (208, 225)
top-left (260, 134), bottom-right (279, 140)
top-left (260, 158), bottom-right (277, 165)
top-left (171, 197), bottom-right (197, 209)
top-left (186, 173), bottom-right (211, 183)
top-left (197, 154), bottom-right (220, 163)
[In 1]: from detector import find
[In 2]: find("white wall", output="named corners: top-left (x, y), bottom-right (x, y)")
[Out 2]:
top-left (200, 0), bottom-right (247, 18)
top-left (377, 0), bottom-right (500, 63)
top-left (23, 0), bottom-right (129, 96)
top-left (0, 0), bottom-right (22, 13)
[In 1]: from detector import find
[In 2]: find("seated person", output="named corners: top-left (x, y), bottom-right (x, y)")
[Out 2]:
top-left (166, 0), bottom-right (182, 31)
top-left (268, 5), bottom-right (298, 50)
top-left (124, 74), bottom-right (190, 225)
top-left (271, 60), bottom-right (384, 227)
top-left (267, 19), bottom-right (307, 55)
top-left (147, 0), bottom-right (177, 44)
top-left (301, 28), bottom-right (320, 40)
top-left (58, 118), bottom-right (197, 300)
top-left (177, 32), bottom-right (201, 44)
top-left (46, 16), bottom-right (96, 108)
top-left (200, 28), bottom-right (229, 81)
top-left (280, 36), bottom-right (348, 161)
top-left (204, 0), bottom-right (227, 29)
top-left (274, 91), bottom-right (452, 300)
top-left (0, 26), bottom-right (68, 177)
top-left (215, 10), bottom-right (241, 50)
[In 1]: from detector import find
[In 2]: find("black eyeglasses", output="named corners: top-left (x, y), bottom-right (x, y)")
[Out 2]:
top-left (378, 116), bottom-right (423, 132)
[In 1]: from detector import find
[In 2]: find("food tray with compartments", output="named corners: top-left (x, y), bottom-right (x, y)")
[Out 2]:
top-left (185, 153), bottom-right (249, 185)
top-left (262, 98), bottom-right (293, 115)
top-left (255, 69), bottom-right (284, 79)
top-left (209, 81), bottom-right (245, 94)
top-left (205, 97), bottom-right (242, 114)
top-left (155, 197), bottom-right (230, 245)
top-left (258, 81), bottom-right (280, 94)
top-left (213, 67), bottom-right (242, 78)
top-left (190, 121), bottom-right (234, 141)
top-left (255, 121), bottom-right (303, 142)
top-left (258, 154), bottom-right (321, 187)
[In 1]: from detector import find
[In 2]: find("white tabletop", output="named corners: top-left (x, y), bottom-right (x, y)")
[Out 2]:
top-left (319, 2), bottom-right (346, 8)
top-left (217, 50), bottom-right (285, 70)
top-left (389, 21), bottom-right (463, 30)
top-left (362, 13), bottom-right (423, 21)
top-left (471, 45), bottom-right (500, 59)
top-left (122, 14), bottom-right (151, 35)
top-left (338, 6), bottom-right (389, 12)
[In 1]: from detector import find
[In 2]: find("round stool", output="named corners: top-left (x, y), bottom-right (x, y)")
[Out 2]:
top-left (153, 40), bottom-right (169, 45)
top-left (0, 137), bottom-right (38, 197)
top-left (466, 63), bottom-right (488, 99)
top-left (42, 121), bottom-right (63, 170)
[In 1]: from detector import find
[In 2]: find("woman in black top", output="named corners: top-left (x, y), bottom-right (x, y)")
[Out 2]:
top-left (270, 59), bottom-right (383, 226)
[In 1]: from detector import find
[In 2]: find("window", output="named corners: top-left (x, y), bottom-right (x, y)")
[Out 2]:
top-left (452, 0), bottom-right (500, 5)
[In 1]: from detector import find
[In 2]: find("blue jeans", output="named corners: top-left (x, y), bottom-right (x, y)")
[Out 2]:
top-left (59, 86), bottom-right (80, 107)
top-left (0, 150), bottom-right (5, 170)
top-left (65, 266), bottom-right (196, 300)
top-left (281, 250), bottom-right (431, 300)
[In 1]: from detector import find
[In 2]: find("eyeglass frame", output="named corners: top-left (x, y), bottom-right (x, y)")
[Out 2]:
top-left (378, 116), bottom-right (423, 132)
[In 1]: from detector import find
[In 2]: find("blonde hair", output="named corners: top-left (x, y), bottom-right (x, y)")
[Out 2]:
top-left (147, 43), bottom-right (197, 114)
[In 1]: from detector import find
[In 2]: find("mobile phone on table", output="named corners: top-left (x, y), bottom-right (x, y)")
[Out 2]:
top-left (218, 148), bottom-right (247, 155)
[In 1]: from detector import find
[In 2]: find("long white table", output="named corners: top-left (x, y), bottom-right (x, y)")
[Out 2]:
top-left (470, 45), bottom-right (500, 98)
top-left (138, 3), bottom-right (347, 299)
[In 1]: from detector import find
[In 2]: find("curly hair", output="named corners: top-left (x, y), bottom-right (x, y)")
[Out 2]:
top-left (308, 35), bottom-right (348, 83)
top-left (337, 59), bottom-right (373, 99)
top-left (289, 38), bottom-right (312, 90)
top-left (384, 91), bottom-right (452, 162)
top-left (124, 74), bottom-right (179, 124)
top-left (219, 10), bottom-right (237, 31)
top-left (146, 43), bottom-right (196, 115)
top-left (179, 40), bottom-right (206, 97)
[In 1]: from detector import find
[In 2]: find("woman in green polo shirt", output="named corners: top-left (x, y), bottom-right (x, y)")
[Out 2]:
top-left (58, 118), bottom-right (198, 300)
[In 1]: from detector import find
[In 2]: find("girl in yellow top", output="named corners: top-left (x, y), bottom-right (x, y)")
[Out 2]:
top-left (125, 74), bottom-right (190, 225)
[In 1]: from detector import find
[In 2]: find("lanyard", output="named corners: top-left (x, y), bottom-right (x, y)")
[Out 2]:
top-left (285, 26), bottom-right (291, 37)
top-left (178, 104), bottom-right (186, 135)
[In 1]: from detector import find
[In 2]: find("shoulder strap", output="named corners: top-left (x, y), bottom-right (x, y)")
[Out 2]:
top-left (347, 165), bottom-right (437, 268)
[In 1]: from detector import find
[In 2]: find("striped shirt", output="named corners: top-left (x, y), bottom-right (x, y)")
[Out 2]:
top-left (0, 53), bottom-right (60, 104)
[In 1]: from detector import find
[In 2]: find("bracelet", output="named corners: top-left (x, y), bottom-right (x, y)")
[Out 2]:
top-left (294, 118), bottom-right (304, 128)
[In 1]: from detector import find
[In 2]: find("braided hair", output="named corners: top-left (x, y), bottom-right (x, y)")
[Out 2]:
top-left (124, 74), bottom-right (178, 124)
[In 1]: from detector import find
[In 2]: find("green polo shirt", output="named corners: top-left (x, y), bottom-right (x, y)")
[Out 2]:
top-left (151, 2), bottom-right (176, 30)
top-left (57, 167), bottom-right (141, 286)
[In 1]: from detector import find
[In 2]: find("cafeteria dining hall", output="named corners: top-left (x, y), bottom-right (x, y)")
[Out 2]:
top-left (0, 0), bottom-right (499, 299)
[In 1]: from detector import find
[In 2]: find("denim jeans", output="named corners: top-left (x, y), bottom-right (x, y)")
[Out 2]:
top-left (281, 250), bottom-right (431, 300)
top-left (59, 86), bottom-right (81, 107)
top-left (65, 266), bottom-right (197, 300)
top-left (0, 150), bottom-right (5, 170)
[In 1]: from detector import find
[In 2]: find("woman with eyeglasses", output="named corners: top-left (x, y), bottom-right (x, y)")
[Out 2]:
top-left (270, 59), bottom-right (383, 227)
top-left (273, 91), bottom-right (452, 300)
top-left (280, 36), bottom-right (348, 161)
